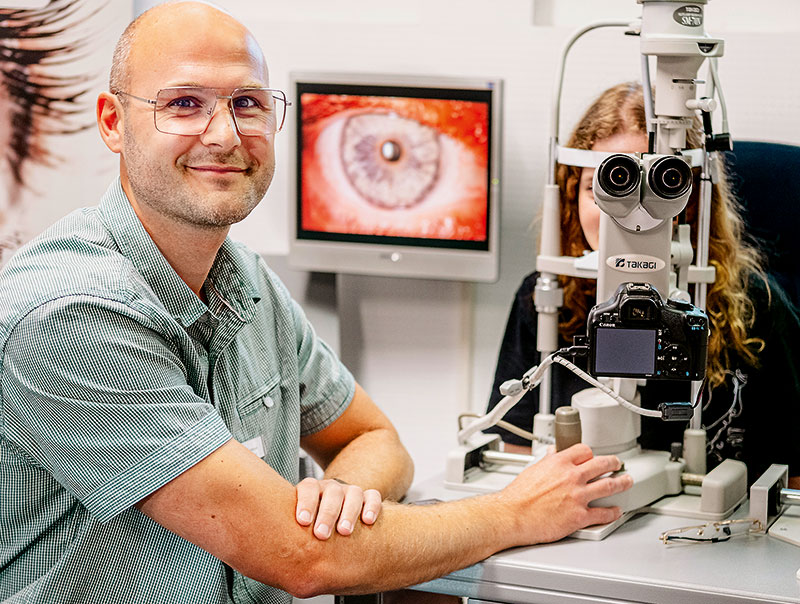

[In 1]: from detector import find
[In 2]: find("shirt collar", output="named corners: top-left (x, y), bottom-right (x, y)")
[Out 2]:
top-left (206, 239), bottom-right (260, 323)
top-left (96, 178), bottom-right (258, 327)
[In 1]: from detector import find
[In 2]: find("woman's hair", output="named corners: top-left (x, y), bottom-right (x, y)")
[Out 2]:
top-left (553, 82), bottom-right (766, 388)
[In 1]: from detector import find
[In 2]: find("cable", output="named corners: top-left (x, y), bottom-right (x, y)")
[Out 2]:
top-left (550, 355), bottom-right (662, 418)
top-left (457, 355), bottom-right (558, 443)
top-left (709, 58), bottom-right (729, 134)
top-left (457, 350), bottom-right (661, 444)
top-left (692, 376), bottom-right (707, 409)
top-left (458, 413), bottom-right (538, 443)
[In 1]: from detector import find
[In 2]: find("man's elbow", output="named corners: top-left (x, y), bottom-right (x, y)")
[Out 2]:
top-left (239, 537), bottom-right (350, 599)
top-left (283, 570), bottom-right (329, 601)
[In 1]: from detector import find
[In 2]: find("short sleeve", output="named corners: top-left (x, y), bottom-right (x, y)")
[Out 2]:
top-left (1, 296), bottom-right (232, 523)
top-left (288, 297), bottom-right (355, 437)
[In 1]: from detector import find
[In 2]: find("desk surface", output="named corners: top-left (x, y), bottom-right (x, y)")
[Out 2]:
top-left (406, 476), bottom-right (800, 604)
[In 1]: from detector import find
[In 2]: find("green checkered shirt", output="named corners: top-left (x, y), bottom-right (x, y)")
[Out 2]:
top-left (0, 179), bottom-right (355, 603)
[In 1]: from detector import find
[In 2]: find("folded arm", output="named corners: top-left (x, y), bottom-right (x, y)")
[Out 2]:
top-left (137, 438), bottom-right (630, 598)
top-left (301, 382), bottom-right (414, 501)
top-left (294, 382), bottom-right (414, 538)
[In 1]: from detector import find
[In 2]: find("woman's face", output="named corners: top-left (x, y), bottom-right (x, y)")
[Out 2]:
top-left (577, 131), bottom-right (649, 250)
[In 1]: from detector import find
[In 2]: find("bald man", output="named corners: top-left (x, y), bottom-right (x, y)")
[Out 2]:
top-left (0, 2), bottom-right (632, 603)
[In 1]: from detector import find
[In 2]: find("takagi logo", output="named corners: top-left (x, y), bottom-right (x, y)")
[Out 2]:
top-left (606, 254), bottom-right (666, 273)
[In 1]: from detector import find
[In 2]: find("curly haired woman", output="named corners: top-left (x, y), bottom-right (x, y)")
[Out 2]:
top-left (486, 82), bottom-right (800, 487)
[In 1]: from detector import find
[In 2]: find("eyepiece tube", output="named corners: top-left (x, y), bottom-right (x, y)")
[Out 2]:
top-left (647, 156), bottom-right (692, 200)
top-left (597, 154), bottom-right (641, 198)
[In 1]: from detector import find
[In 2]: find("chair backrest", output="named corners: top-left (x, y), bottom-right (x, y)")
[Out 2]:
top-left (724, 140), bottom-right (800, 305)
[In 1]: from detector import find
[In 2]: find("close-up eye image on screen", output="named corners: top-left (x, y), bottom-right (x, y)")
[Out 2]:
top-left (289, 73), bottom-right (501, 281)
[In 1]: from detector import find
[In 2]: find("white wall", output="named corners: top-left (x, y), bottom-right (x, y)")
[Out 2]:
top-left (132, 0), bottom-right (800, 484)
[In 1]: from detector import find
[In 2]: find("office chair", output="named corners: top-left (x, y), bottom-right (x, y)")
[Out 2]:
top-left (724, 140), bottom-right (800, 306)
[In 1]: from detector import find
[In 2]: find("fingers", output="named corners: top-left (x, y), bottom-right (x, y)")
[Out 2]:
top-left (295, 477), bottom-right (320, 527)
top-left (313, 481), bottom-right (346, 540)
top-left (334, 486), bottom-right (383, 535)
top-left (576, 453), bottom-right (624, 482)
top-left (585, 472), bottom-right (634, 502)
top-left (335, 485), bottom-right (365, 536)
top-left (361, 489), bottom-right (382, 525)
top-left (295, 479), bottom-right (384, 540)
top-left (558, 443), bottom-right (594, 464)
top-left (584, 505), bottom-right (623, 527)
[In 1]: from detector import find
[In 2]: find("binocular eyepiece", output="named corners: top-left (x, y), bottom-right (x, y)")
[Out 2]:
top-left (593, 153), bottom-right (693, 223)
top-left (647, 156), bottom-right (692, 200)
top-left (597, 155), bottom-right (641, 198)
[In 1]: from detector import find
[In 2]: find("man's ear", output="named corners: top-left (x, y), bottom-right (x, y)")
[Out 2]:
top-left (97, 92), bottom-right (124, 153)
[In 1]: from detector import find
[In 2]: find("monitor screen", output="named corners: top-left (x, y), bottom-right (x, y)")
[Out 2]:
top-left (288, 72), bottom-right (501, 281)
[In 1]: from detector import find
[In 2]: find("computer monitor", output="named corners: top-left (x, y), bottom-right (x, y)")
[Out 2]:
top-left (288, 72), bottom-right (501, 282)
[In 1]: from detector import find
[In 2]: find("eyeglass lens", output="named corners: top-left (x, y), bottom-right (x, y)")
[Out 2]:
top-left (154, 87), bottom-right (286, 136)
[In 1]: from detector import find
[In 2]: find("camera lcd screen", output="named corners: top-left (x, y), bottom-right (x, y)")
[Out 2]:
top-left (593, 327), bottom-right (656, 376)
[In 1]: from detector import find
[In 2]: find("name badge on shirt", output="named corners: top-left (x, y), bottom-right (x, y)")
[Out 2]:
top-left (242, 435), bottom-right (265, 458)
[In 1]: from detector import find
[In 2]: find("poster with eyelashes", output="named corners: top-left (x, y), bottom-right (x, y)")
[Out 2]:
top-left (0, 0), bottom-right (131, 266)
top-left (298, 86), bottom-right (491, 248)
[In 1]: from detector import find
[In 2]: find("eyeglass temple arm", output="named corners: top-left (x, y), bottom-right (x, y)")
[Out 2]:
top-left (115, 91), bottom-right (156, 106)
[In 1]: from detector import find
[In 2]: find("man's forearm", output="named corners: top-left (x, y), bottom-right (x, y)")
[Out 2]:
top-left (321, 427), bottom-right (414, 501)
top-left (286, 492), bottom-right (515, 597)
top-left (140, 439), bottom-right (630, 599)
top-left (253, 445), bottom-right (629, 597)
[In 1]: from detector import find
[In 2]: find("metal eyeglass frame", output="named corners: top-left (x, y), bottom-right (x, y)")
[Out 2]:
top-left (113, 87), bottom-right (291, 136)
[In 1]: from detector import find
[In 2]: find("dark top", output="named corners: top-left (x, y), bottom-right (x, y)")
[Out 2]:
top-left (486, 272), bottom-right (800, 482)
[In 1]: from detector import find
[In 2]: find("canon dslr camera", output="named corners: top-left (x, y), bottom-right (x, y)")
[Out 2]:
top-left (586, 283), bottom-right (708, 380)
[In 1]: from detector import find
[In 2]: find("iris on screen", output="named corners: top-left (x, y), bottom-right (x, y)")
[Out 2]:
top-left (300, 93), bottom-right (489, 241)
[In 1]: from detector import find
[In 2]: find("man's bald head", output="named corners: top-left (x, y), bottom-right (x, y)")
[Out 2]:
top-left (109, 1), bottom-right (266, 94)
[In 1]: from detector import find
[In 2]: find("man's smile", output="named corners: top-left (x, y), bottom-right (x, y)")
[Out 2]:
top-left (187, 164), bottom-right (247, 173)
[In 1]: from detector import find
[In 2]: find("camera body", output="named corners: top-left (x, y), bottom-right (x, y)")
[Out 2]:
top-left (593, 153), bottom-right (693, 223)
top-left (587, 282), bottom-right (708, 380)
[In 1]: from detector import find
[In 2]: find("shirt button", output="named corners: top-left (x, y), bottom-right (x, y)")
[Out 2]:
top-left (263, 396), bottom-right (274, 408)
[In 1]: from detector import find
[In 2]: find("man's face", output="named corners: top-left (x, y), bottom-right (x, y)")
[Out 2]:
top-left (119, 21), bottom-right (275, 230)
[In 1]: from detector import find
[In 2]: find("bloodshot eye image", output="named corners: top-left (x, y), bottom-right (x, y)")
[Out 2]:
top-left (299, 93), bottom-right (489, 242)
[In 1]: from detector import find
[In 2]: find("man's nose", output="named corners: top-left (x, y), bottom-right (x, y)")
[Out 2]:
top-left (199, 101), bottom-right (241, 148)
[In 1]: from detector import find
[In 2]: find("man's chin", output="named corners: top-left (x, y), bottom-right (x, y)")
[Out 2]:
top-left (204, 195), bottom-right (262, 227)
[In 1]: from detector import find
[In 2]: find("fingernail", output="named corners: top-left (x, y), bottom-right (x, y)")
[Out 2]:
top-left (364, 511), bottom-right (376, 523)
top-left (315, 523), bottom-right (330, 539)
top-left (298, 510), bottom-right (311, 524)
top-left (339, 520), bottom-right (352, 533)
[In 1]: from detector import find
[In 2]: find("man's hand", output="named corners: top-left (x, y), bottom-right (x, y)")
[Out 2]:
top-left (295, 477), bottom-right (383, 539)
top-left (501, 443), bottom-right (633, 546)
top-left (137, 438), bottom-right (631, 595)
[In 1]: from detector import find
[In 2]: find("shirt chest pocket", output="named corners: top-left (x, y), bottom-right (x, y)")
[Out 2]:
top-left (235, 374), bottom-right (281, 448)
